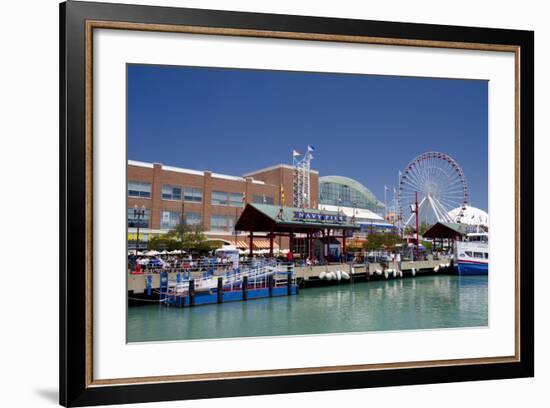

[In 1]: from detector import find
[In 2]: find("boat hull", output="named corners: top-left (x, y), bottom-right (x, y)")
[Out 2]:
top-left (457, 260), bottom-right (488, 275)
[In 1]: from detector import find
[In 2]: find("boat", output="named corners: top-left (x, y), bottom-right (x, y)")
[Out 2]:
top-left (454, 232), bottom-right (489, 275)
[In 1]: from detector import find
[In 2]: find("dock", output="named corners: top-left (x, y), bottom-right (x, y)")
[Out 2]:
top-left (128, 259), bottom-right (454, 302)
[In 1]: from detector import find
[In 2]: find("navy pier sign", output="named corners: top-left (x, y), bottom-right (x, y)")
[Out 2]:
top-left (293, 211), bottom-right (347, 223)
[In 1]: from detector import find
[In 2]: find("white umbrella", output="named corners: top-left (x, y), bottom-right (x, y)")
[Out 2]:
top-left (160, 250), bottom-right (169, 255)
top-left (170, 249), bottom-right (186, 254)
top-left (144, 250), bottom-right (160, 256)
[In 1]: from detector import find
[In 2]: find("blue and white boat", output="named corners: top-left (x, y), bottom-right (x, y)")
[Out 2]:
top-left (454, 232), bottom-right (489, 275)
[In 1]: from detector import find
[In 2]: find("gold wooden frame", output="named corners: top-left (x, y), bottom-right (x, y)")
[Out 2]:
top-left (84, 20), bottom-right (521, 388)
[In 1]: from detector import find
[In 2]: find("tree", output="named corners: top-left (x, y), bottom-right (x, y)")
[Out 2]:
top-left (363, 233), bottom-right (386, 251)
top-left (167, 224), bottom-right (210, 251)
top-left (383, 233), bottom-right (403, 249)
top-left (147, 224), bottom-right (219, 253)
top-left (363, 232), bottom-right (405, 252)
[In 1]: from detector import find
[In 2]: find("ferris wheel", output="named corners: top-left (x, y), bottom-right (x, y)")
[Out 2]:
top-left (398, 152), bottom-right (469, 228)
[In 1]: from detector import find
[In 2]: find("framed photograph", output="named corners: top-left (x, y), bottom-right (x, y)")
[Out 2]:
top-left (60, 1), bottom-right (534, 406)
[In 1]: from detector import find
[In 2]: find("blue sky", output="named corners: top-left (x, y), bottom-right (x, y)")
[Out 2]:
top-left (128, 64), bottom-right (488, 211)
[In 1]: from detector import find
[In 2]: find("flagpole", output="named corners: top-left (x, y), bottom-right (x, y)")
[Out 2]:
top-left (384, 185), bottom-right (387, 219)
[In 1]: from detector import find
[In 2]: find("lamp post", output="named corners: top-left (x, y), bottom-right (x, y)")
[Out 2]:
top-left (133, 205), bottom-right (146, 252)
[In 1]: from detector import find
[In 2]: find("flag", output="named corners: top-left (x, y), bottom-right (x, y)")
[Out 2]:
top-left (292, 149), bottom-right (301, 157)
top-left (307, 145), bottom-right (315, 152)
top-left (384, 185), bottom-right (389, 192)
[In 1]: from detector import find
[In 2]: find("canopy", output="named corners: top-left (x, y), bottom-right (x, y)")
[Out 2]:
top-left (235, 203), bottom-right (361, 233)
top-left (423, 222), bottom-right (470, 240)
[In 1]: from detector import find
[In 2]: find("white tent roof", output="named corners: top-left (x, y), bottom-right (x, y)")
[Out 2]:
top-left (448, 205), bottom-right (489, 226)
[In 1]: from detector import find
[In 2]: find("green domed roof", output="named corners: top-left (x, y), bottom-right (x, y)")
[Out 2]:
top-left (319, 175), bottom-right (384, 210)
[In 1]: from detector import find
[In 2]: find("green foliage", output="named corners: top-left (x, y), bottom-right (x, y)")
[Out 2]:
top-left (148, 224), bottom-right (220, 253)
top-left (420, 240), bottom-right (433, 251)
top-left (346, 244), bottom-right (363, 253)
top-left (363, 232), bottom-right (405, 251)
top-left (147, 235), bottom-right (180, 251)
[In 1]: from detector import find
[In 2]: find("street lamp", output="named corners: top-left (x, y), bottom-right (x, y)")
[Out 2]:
top-left (133, 205), bottom-right (146, 252)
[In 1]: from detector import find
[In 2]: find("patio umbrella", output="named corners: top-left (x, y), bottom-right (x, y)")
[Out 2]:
top-left (144, 250), bottom-right (160, 256)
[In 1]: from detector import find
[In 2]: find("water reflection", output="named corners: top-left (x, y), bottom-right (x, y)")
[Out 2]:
top-left (128, 275), bottom-right (488, 342)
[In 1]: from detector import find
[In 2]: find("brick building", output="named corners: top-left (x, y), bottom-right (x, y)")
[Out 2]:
top-left (127, 160), bottom-right (318, 250)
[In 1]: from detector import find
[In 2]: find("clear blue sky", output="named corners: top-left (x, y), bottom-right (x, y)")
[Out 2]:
top-left (128, 64), bottom-right (488, 211)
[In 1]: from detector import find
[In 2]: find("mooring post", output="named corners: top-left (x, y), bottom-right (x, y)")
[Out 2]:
top-left (268, 274), bottom-right (274, 297)
top-left (287, 272), bottom-right (292, 296)
top-left (189, 279), bottom-right (195, 306)
top-left (217, 277), bottom-right (223, 303)
top-left (146, 274), bottom-right (152, 297)
top-left (242, 276), bottom-right (248, 300)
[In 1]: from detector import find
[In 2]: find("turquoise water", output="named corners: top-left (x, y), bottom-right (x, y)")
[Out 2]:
top-left (127, 275), bottom-right (488, 343)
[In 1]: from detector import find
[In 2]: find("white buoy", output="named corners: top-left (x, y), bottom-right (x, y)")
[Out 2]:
top-left (392, 269), bottom-right (397, 278)
top-left (398, 270), bottom-right (403, 278)
top-left (341, 271), bottom-right (350, 280)
top-left (351, 267), bottom-right (355, 275)
top-left (319, 271), bottom-right (327, 280)
top-left (445, 263), bottom-right (450, 268)
top-left (330, 271), bottom-right (337, 280)
top-left (336, 270), bottom-right (342, 281)
top-left (384, 271), bottom-right (389, 279)
top-left (434, 265), bottom-right (440, 272)
top-left (375, 269), bottom-right (382, 276)
top-left (412, 268), bottom-right (416, 276)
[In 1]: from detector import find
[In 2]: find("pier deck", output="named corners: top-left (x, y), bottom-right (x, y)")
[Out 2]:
top-left (128, 259), bottom-right (453, 295)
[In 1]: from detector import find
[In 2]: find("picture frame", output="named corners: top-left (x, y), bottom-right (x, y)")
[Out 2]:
top-left (59, 1), bottom-right (534, 406)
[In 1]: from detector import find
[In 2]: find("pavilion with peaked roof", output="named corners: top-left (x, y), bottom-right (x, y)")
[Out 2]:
top-left (423, 222), bottom-right (471, 240)
top-left (235, 203), bottom-right (361, 260)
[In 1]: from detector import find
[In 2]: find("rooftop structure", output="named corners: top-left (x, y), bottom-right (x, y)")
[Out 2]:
top-left (448, 205), bottom-right (489, 227)
top-left (319, 175), bottom-right (384, 215)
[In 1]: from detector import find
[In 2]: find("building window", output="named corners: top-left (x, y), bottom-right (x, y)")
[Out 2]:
top-left (252, 194), bottom-right (274, 205)
top-left (211, 191), bottom-right (228, 206)
top-left (127, 208), bottom-right (150, 228)
top-left (212, 192), bottom-right (244, 207)
top-left (184, 187), bottom-right (203, 203)
top-left (185, 212), bottom-right (202, 226)
top-left (128, 181), bottom-right (151, 198)
top-left (160, 210), bottom-right (181, 230)
top-left (161, 185), bottom-right (182, 201)
top-left (229, 193), bottom-right (244, 207)
top-left (210, 214), bottom-right (235, 231)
